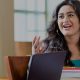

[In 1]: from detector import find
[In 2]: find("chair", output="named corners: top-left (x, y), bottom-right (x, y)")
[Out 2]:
top-left (4, 56), bottom-right (30, 80)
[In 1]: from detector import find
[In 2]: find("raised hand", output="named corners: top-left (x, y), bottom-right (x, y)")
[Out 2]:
top-left (32, 36), bottom-right (45, 54)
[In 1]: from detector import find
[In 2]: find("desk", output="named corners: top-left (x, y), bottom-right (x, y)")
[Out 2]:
top-left (0, 78), bottom-right (80, 80)
top-left (61, 78), bottom-right (80, 80)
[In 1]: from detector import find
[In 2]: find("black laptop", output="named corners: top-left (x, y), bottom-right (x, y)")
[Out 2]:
top-left (27, 51), bottom-right (66, 80)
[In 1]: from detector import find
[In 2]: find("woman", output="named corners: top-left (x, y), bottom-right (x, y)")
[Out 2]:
top-left (32, 0), bottom-right (80, 67)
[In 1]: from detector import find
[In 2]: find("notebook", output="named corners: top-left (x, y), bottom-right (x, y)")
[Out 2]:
top-left (27, 51), bottom-right (66, 80)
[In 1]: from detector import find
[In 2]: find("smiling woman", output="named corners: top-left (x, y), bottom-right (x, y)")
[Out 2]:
top-left (58, 5), bottom-right (80, 37)
top-left (32, 0), bottom-right (80, 67)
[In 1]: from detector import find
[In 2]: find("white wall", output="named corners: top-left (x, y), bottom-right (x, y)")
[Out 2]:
top-left (47, 0), bottom-right (63, 24)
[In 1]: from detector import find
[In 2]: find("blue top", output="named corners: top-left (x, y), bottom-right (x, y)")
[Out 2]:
top-left (71, 60), bottom-right (80, 67)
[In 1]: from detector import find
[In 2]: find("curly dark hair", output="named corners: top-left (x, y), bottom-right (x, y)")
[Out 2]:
top-left (43, 0), bottom-right (80, 66)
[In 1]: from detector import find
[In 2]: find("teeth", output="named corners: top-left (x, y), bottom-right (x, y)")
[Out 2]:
top-left (64, 26), bottom-right (70, 28)
top-left (63, 25), bottom-right (71, 28)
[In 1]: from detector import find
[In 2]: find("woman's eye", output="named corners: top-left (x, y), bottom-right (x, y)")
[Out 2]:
top-left (68, 13), bottom-right (75, 17)
top-left (58, 15), bottom-right (64, 19)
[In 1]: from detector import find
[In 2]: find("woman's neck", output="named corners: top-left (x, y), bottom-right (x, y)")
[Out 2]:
top-left (65, 33), bottom-right (80, 60)
top-left (68, 44), bottom-right (80, 60)
top-left (65, 33), bottom-right (79, 45)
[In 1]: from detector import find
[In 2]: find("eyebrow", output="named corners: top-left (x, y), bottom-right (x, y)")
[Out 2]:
top-left (58, 11), bottom-right (75, 15)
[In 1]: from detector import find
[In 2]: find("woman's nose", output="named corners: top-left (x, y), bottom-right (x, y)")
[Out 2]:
top-left (63, 16), bottom-right (70, 23)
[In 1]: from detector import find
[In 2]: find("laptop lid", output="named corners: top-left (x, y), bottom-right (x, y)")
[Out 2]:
top-left (28, 51), bottom-right (66, 80)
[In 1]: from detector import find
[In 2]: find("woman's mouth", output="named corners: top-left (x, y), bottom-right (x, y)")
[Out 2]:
top-left (63, 24), bottom-right (72, 30)
top-left (63, 25), bottom-right (71, 28)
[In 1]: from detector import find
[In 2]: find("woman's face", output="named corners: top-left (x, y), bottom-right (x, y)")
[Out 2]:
top-left (57, 5), bottom-right (80, 37)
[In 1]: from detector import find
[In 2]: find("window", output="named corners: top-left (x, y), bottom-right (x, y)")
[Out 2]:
top-left (14, 0), bottom-right (47, 42)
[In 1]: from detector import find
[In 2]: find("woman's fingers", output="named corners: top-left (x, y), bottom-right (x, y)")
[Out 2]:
top-left (32, 36), bottom-right (45, 54)
top-left (35, 41), bottom-right (45, 54)
top-left (33, 36), bottom-right (40, 49)
top-left (32, 36), bottom-right (41, 54)
top-left (32, 36), bottom-right (37, 45)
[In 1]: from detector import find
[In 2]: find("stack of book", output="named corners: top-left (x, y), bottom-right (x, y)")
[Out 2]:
top-left (61, 67), bottom-right (80, 78)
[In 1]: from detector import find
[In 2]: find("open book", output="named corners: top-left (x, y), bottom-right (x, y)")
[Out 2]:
top-left (61, 67), bottom-right (80, 78)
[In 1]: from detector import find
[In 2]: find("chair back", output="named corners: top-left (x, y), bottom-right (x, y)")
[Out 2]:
top-left (4, 56), bottom-right (30, 80)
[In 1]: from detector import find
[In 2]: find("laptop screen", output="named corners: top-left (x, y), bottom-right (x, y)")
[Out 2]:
top-left (28, 51), bottom-right (66, 80)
